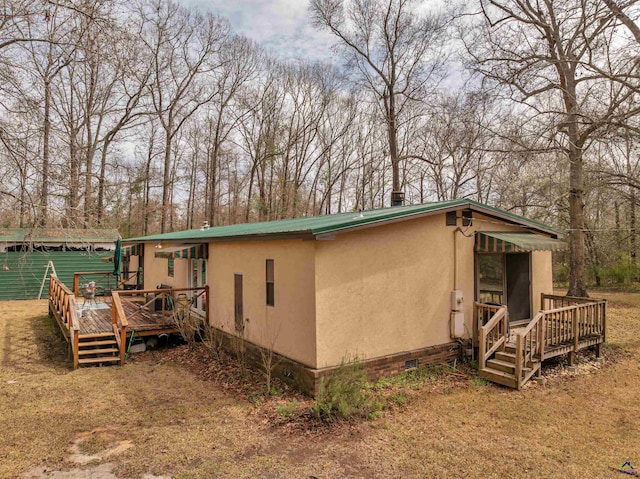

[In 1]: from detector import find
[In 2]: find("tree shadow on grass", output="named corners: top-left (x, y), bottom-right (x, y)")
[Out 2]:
top-left (1, 301), bottom-right (71, 372)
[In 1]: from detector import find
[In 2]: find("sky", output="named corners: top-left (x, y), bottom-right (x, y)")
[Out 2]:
top-left (179, 0), bottom-right (337, 62)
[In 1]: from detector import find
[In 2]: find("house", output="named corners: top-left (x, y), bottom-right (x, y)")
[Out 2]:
top-left (124, 199), bottom-right (602, 394)
top-left (0, 228), bottom-right (120, 300)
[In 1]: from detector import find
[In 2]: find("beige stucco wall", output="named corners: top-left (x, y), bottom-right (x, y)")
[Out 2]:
top-left (315, 214), bottom-right (456, 368)
top-left (315, 212), bottom-right (556, 368)
top-left (531, 251), bottom-right (553, 314)
top-left (207, 240), bottom-right (317, 368)
top-left (142, 244), bottom-right (190, 290)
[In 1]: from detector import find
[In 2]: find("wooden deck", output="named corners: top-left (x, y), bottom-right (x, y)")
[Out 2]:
top-left (476, 294), bottom-right (606, 389)
top-left (76, 299), bottom-right (178, 336)
top-left (48, 274), bottom-right (208, 368)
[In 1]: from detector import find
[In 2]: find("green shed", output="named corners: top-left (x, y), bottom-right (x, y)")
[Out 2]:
top-left (0, 228), bottom-right (120, 300)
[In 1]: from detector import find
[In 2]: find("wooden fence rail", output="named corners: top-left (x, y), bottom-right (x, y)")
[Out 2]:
top-left (49, 274), bottom-right (80, 367)
top-left (478, 294), bottom-right (606, 389)
top-left (477, 304), bottom-right (508, 370)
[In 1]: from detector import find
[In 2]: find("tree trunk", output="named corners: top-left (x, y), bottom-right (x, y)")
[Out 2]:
top-left (386, 91), bottom-right (403, 206)
top-left (40, 79), bottom-right (51, 227)
top-left (567, 115), bottom-right (588, 297)
top-left (161, 123), bottom-right (173, 233)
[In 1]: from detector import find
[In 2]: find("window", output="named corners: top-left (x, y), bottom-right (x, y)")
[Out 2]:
top-left (266, 259), bottom-right (275, 306)
top-left (477, 254), bottom-right (503, 305)
top-left (234, 273), bottom-right (243, 332)
top-left (167, 257), bottom-right (174, 277)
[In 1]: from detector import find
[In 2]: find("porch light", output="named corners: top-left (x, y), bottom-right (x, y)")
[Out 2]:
top-left (155, 243), bottom-right (162, 249)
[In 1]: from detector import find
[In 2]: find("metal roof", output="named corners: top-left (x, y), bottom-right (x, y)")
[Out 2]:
top-left (0, 228), bottom-right (120, 244)
top-left (126, 199), bottom-right (561, 244)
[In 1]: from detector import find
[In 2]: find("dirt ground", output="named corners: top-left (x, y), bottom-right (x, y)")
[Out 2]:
top-left (1, 291), bottom-right (639, 479)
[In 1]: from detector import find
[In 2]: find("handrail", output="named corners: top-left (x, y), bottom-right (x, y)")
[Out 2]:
top-left (49, 274), bottom-right (80, 367)
top-left (514, 296), bottom-right (607, 389)
top-left (541, 293), bottom-right (596, 310)
top-left (478, 305), bottom-right (508, 370)
top-left (110, 291), bottom-right (128, 365)
top-left (110, 286), bottom-right (208, 363)
top-left (473, 302), bottom-right (502, 347)
top-left (514, 311), bottom-right (544, 389)
top-left (73, 270), bottom-right (140, 296)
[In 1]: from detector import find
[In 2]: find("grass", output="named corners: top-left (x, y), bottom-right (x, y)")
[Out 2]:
top-left (1, 293), bottom-right (639, 478)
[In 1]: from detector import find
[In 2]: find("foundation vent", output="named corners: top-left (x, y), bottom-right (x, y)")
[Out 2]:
top-left (405, 359), bottom-right (418, 370)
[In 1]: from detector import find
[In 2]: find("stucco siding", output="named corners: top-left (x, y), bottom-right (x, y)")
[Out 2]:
top-left (315, 214), bottom-right (456, 368)
top-left (207, 240), bottom-right (317, 368)
top-left (315, 212), bottom-right (556, 368)
top-left (142, 244), bottom-right (190, 289)
top-left (531, 250), bottom-right (553, 314)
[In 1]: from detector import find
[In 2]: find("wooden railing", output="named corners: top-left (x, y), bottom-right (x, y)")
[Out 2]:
top-left (110, 291), bottom-right (128, 365)
top-left (514, 311), bottom-right (544, 389)
top-left (73, 270), bottom-right (141, 297)
top-left (49, 275), bottom-right (80, 368)
top-left (477, 303), bottom-right (508, 370)
top-left (473, 302), bottom-right (502, 348)
top-left (512, 295), bottom-right (607, 389)
top-left (541, 293), bottom-right (606, 344)
top-left (111, 286), bottom-right (209, 360)
top-left (541, 293), bottom-right (597, 310)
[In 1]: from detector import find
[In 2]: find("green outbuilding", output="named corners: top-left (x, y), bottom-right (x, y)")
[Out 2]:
top-left (0, 228), bottom-right (120, 300)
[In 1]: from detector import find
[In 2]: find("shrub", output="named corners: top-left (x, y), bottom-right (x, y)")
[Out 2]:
top-left (313, 359), bottom-right (382, 422)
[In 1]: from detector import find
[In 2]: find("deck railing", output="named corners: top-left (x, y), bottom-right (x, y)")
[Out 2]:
top-left (512, 295), bottom-right (607, 389)
top-left (111, 286), bottom-right (209, 359)
top-left (473, 302), bottom-right (502, 348)
top-left (110, 291), bottom-right (128, 365)
top-left (49, 275), bottom-right (80, 368)
top-left (477, 303), bottom-right (509, 370)
top-left (72, 271), bottom-right (142, 298)
top-left (541, 293), bottom-right (607, 343)
top-left (514, 311), bottom-right (544, 389)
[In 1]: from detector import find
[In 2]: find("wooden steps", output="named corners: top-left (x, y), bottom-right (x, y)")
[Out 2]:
top-left (479, 342), bottom-right (540, 390)
top-left (77, 333), bottom-right (121, 366)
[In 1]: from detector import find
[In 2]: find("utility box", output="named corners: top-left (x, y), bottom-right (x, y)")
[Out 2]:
top-left (451, 290), bottom-right (464, 311)
top-left (450, 312), bottom-right (465, 338)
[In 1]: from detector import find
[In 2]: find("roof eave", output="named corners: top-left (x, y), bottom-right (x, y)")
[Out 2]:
top-left (124, 231), bottom-right (316, 244)
top-left (312, 201), bottom-right (561, 238)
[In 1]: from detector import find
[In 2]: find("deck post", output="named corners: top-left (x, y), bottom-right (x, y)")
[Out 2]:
top-left (72, 329), bottom-right (79, 369)
top-left (602, 300), bottom-right (607, 343)
top-left (479, 326), bottom-right (486, 370)
top-left (515, 334), bottom-right (523, 390)
top-left (569, 307), bottom-right (579, 366)
top-left (205, 285), bottom-right (210, 326)
top-left (120, 326), bottom-right (126, 365)
top-left (538, 312), bottom-right (545, 377)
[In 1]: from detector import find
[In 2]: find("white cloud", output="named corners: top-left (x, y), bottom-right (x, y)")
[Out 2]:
top-left (179, 0), bottom-right (336, 62)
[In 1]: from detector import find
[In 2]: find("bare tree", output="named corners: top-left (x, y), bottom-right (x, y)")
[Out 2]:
top-left (466, 0), bottom-right (640, 296)
top-left (137, 0), bottom-right (228, 232)
top-left (310, 0), bottom-right (448, 206)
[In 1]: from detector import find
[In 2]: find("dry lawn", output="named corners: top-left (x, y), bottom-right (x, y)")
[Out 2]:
top-left (1, 293), bottom-right (639, 479)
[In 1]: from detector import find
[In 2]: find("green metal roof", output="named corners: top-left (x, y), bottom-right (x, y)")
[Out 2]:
top-left (127, 199), bottom-right (561, 244)
top-left (0, 228), bottom-right (120, 244)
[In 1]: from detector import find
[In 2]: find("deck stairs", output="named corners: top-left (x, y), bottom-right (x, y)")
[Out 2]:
top-left (479, 341), bottom-right (541, 389)
top-left (77, 332), bottom-right (121, 366)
